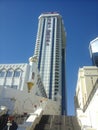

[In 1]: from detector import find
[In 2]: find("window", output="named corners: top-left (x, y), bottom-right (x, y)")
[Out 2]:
top-left (55, 88), bottom-right (58, 91)
top-left (55, 79), bottom-right (59, 82)
top-left (47, 24), bottom-right (51, 28)
top-left (0, 69), bottom-right (6, 77)
top-left (14, 69), bottom-right (22, 77)
top-left (6, 69), bottom-right (13, 77)
top-left (55, 85), bottom-right (58, 88)
top-left (47, 18), bottom-right (51, 22)
top-left (54, 92), bottom-right (57, 95)
top-left (32, 72), bottom-right (35, 79)
top-left (55, 66), bottom-right (59, 69)
top-left (55, 75), bottom-right (59, 78)
top-left (55, 82), bottom-right (59, 85)
top-left (55, 72), bottom-right (59, 74)
top-left (55, 68), bottom-right (59, 71)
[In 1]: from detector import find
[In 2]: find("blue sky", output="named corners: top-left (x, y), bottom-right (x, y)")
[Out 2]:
top-left (0, 0), bottom-right (98, 115)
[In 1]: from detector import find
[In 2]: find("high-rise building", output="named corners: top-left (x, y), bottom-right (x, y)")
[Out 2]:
top-left (89, 37), bottom-right (98, 66)
top-left (34, 12), bottom-right (67, 115)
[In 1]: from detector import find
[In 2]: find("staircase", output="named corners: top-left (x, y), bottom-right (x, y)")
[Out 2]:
top-left (34, 115), bottom-right (81, 130)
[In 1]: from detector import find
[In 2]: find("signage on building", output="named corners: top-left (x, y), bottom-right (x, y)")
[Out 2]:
top-left (45, 18), bottom-right (51, 46)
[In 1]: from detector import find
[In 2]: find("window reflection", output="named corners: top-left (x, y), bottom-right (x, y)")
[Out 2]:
top-left (0, 69), bottom-right (6, 77)
top-left (14, 69), bottom-right (22, 77)
top-left (6, 69), bottom-right (13, 77)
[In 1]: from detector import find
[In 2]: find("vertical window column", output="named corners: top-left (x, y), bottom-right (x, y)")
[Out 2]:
top-left (49, 18), bottom-right (55, 99)
top-left (38, 18), bottom-right (45, 70)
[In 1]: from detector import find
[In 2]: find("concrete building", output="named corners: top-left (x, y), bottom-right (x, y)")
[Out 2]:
top-left (89, 37), bottom-right (98, 66)
top-left (0, 57), bottom-right (62, 130)
top-left (34, 12), bottom-right (67, 115)
top-left (0, 63), bottom-right (28, 91)
top-left (75, 66), bottom-right (98, 130)
top-left (0, 60), bottom-right (47, 115)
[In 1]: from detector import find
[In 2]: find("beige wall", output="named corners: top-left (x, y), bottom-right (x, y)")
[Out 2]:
top-left (75, 66), bottom-right (98, 130)
top-left (75, 66), bottom-right (98, 109)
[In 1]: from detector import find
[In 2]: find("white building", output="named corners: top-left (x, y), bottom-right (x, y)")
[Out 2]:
top-left (0, 63), bottom-right (29, 91)
top-left (0, 59), bottom-right (47, 115)
top-left (34, 12), bottom-right (67, 115)
top-left (75, 66), bottom-right (98, 130)
top-left (0, 56), bottom-right (61, 130)
top-left (0, 56), bottom-right (61, 116)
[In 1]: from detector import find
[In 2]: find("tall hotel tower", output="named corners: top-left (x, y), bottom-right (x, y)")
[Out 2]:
top-left (34, 12), bottom-right (66, 115)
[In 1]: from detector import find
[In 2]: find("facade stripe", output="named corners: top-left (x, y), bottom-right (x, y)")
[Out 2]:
top-left (61, 48), bottom-right (67, 115)
top-left (49, 18), bottom-right (55, 99)
top-left (38, 19), bottom-right (45, 70)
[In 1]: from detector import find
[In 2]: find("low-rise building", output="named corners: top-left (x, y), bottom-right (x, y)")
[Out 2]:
top-left (75, 66), bottom-right (98, 130)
